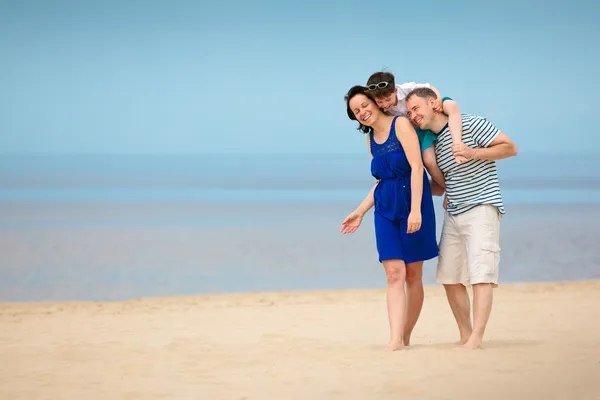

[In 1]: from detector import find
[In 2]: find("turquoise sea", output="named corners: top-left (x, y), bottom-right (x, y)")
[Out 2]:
top-left (1, 153), bottom-right (599, 301)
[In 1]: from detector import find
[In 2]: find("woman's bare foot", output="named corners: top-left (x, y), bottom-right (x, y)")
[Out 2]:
top-left (384, 339), bottom-right (405, 352)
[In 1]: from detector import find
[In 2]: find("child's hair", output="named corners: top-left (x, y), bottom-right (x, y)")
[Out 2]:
top-left (405, 87), bottom-right (438, 103)
top-left (366, 71), bottom-right (396, 98)
top-left (344, 85), bottom-right (378, 135)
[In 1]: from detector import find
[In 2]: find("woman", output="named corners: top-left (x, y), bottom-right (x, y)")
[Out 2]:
top-left (341, 85), bottom-right (439, 351)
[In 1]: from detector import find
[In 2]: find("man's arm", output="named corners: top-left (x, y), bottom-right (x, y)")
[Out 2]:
top-left (473, 132), bottom-right (518, 160)
top-left (452, 132), bottom-right (518, 161)
top-left (429, 179), bottom-right (445, 196)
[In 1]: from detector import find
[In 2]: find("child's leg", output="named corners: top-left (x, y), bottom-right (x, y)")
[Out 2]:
top-left (447, 110), bottom-right (468, 164)
top-left (451, 130), bottom-right (468, 164)
top-left (422, 146), bottom-right (446, 191)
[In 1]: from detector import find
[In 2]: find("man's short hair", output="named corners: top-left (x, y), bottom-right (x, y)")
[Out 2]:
top-left (405, 87), bottom-right (438, 103)
top-left (366, 71), bottom-right (396, 98)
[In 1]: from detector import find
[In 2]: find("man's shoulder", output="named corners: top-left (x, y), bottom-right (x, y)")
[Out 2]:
top-left (435, 114), bottom-right (485, 136)
top-left (460, 114), bottom-right (496, 131)
top-left (460, 113), bottom-right (486, 124)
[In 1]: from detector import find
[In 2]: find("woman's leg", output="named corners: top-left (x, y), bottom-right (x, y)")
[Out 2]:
top-left (403, 261), bottom-right (424, 346)
top-left (382, 259), bottom-right (407, 351)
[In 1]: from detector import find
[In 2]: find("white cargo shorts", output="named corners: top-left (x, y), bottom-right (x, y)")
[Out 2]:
top-left (436, 205), bottom-right (501, 287)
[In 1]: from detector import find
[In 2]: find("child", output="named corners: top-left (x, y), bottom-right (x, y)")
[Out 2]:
top-left (365, 71), bottom-right (468, 191)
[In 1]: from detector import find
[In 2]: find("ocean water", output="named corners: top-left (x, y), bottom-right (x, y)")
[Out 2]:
top-left (1, 153), bottom-right (599, 301)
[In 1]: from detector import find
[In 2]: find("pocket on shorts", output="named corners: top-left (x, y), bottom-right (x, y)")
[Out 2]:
top-left (476, 240), bottom-right (501, 279)
top-left (481, 205), bottom-right (501, 229)
top-left (480, 206), bottom-right (501, 259)
top-left (482, 241), bottom-right (501, 253)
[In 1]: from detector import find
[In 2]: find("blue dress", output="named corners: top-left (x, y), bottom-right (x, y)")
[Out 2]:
top-left (370, 116), bottom-right (439, 263)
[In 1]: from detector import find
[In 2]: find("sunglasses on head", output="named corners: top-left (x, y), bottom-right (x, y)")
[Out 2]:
top-left (367, 82), bottom-right (390, 91)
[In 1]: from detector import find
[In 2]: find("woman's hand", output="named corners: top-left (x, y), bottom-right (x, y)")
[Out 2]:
top-left (341, 211), bottom-right (364, 234)
top-left (407, 211), bottom-right (422, 234)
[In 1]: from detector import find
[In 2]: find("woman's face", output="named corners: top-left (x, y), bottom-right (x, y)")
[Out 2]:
top-left (349, 93), bottom-right (379, 126)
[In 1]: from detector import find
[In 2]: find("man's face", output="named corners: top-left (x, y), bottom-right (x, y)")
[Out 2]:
top-left (406, 96), bottom-right (436, 129)
top-left (374, 88), bottom-right (398, 111)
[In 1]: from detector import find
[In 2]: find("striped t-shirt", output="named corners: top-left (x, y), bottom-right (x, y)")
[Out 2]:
top-left (434, 114), bottom-right (505, 216)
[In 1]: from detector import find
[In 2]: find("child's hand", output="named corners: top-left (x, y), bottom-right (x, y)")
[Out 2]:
top-left (432, 98), bottom-right (444, 113)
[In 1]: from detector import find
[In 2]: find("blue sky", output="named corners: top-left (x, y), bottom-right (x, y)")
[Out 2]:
top-left (1, 0), bottom-right (598, 155)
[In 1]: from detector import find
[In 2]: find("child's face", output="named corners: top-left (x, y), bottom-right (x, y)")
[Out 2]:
top-left (406, 96), bottom-right (435, 129)
top-left (374, 89), bottom-right (398, 111)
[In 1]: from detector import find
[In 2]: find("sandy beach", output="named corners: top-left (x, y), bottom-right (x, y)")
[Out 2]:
top-left (1, 281), bottom-right (599, 400)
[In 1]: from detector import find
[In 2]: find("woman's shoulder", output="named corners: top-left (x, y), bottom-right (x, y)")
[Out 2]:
top-left (393, 115), bottom-right (411, 125)
top-left (393, 115), bottom-right (415, 134)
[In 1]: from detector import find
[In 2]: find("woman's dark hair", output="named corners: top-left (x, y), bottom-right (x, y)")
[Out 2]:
top-left (345, 85), bottom-right (377, 134)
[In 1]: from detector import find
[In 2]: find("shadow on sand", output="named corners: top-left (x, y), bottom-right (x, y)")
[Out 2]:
top-left (370, 339), bottom-right (544, 352)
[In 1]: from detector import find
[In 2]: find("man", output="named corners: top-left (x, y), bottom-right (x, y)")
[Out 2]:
top-left (405, 88), bottom-right (518, 349)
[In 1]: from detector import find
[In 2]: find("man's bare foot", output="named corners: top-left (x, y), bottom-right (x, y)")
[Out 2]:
top-left (452, 140), bottom-right (471, 164)
top-left (461, 336), bottom-right (483, 349)
top-left (456, 330), bottom-right (472, 345)
top-left (384, 340), bottom-right (405, 352)
top-left (403, 335), bottom-right (411, 347)
top-left (455, 155), bottom-right (469, 164)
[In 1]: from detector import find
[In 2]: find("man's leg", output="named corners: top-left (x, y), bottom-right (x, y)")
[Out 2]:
top-left (403, 261), bottom-right (424, 346)
top-left (443, 284), bottom-right (472, 344)
top-left (463, 283), bottom-right (493, 349)
top-left (463, 205), bottom-right (501, 349)
top-left (436, 211), bottom-right (470, 343)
